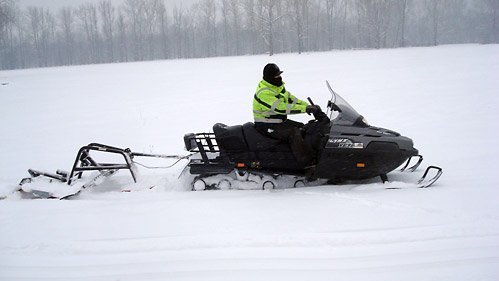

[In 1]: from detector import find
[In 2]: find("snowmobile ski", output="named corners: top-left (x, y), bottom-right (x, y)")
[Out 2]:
top-left (385, 166), bottom-right (443, 189)
top-left (399, 155), bottom-right (424, 172)
top-left (416, 166), bottom-right (443, 188)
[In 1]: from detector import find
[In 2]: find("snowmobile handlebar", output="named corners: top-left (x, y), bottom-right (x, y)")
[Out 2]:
top-left (307, 97), bottom-right (315, 105)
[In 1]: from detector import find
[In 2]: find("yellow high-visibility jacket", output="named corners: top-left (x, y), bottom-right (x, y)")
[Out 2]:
top-left (253, 80), bottom-right (308, 123)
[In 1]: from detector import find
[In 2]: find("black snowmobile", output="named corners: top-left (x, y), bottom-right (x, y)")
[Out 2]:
top-left (15, 81), bottom-right (441, 198)
top-left (182, 81), bottom-right (442, 190)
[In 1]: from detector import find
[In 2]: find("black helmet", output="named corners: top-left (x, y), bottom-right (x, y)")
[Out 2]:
top-left (263, 63), bottom-right (283, 80)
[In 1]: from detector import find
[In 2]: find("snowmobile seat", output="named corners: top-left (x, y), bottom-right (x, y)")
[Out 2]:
top-left (213, 123), bottom-right (248, 152)
top-left (242, 122), bottom-right (291, 152)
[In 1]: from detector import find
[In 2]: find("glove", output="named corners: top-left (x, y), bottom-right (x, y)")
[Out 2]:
top-left (306, 105), bottom-right (321, 114)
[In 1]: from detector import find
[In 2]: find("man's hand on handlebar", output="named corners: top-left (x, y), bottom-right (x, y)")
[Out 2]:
top-left (306, 105), bottom-right (321, 115)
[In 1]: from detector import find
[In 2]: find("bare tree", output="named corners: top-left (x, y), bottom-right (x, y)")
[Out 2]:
top-left (0, 0), bottom-right (15, 40)
top-left (229, 0), bottom-right (242, 55)
top-left (116, 10), bottom-right (128, 62)
top-left (0, 0), bottom-right (17, 69)
top-left (486, 0), bottom-right (499, 43)
top-left (220, 0), bottom-right (231, 55)
top-left (59, 7), bottom-right (75, 65)
top-left (123, 0), bottom-right (146, 61)
top-left (12, 6), bottom-right (28, 69)
top-left (157, 0), bottom-right (169, 59)
top-left (27, 7), bottom-right (56, 67)
top-left (311, 1), bottom-right (322, 51)
top-left (398, 0), bottom-right (409, 47)
top-left (243, 0), bottom-right (258, 54)
top-left (183, 6), bottom-right (196, 58)
top-left (142, 0), bottom-right (165, 60)
top-left (172, 5), bottom-right (183, 58)
top-left (27, 7), bottom-right (41, 66)
top-left (356, 0), bottom-right (394, 49)
top-left (2, 0), bottom-right (498, 69)
top-left (99, 0), bottom-right (115, 62)
top-left (258, 0), bottom-right (284, 56)
top-left (198, 0), bottom-right (217, 56)
top-left (340, 0), bottom-right (348, 48)
top-left (325, 0), bottom-right (340, 49)
top-left (76, 4), bottom-right (101, 63)
top-left (426, 0), bottom-right (440, 46)
top-left (290, 0), bottom-right (311, 54)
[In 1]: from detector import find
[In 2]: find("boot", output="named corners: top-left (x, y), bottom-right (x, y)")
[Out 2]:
top-left (289, 129), bottom-right (314, 166)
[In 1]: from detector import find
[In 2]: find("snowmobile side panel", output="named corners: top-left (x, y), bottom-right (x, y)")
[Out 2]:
top-left (316, 141), bottom-right (418, 180)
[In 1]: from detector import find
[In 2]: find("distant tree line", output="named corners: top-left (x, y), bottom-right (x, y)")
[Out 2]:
top-left (0, 0), bottom-right (498, 70)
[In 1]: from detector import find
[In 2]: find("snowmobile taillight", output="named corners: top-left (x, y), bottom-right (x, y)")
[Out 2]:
top-left (236, 163), bottom-right (246, 168)
top-left (356, 163), bottom-right (366, 168)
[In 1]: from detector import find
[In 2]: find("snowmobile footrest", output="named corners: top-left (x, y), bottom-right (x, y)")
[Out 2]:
top-left (188, 159), bottom-right (233, 175)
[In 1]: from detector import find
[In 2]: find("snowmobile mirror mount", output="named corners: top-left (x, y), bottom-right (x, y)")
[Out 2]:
top-left (330, 102), bottom-right (342, 113)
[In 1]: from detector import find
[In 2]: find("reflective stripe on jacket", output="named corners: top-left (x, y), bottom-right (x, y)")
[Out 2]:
top-left (253, 80), bottom-right (308, 123)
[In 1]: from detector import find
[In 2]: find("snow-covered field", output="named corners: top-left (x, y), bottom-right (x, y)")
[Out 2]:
top-left (1, 44), bottom-right (498, 280)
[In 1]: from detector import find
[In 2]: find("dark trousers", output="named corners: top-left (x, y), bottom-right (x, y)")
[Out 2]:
top-left (254, 120), bottom-right (313, 166)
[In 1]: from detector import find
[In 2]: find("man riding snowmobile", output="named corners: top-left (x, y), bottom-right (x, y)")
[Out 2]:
top-left (252, 63), bottom-right (321, 166)
top-left (15, 74), bottom-right (442, 197)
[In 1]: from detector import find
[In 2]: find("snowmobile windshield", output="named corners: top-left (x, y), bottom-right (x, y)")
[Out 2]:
top-left (325, 81), bottom-right (368, 127)
top-left (330, 91), bottom-right (367, 126)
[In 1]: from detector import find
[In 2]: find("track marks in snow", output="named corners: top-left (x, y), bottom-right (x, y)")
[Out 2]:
top-left (1, 243), bottom-right (499, 281)
top-left (293, 186), bottom-right (499, 225)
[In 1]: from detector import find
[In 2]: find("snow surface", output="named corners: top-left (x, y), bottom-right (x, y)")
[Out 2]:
top-left (1, 44), bottom-right (499, 280)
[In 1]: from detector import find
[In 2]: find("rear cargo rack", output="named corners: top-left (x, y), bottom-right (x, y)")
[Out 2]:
top-left (183, 133), bottom-right (232, 175)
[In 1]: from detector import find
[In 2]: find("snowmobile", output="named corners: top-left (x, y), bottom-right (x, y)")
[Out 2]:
top-left (14, 81), bottom-right (442, 198)
top-left (182, 81), bottom-right (442, 190)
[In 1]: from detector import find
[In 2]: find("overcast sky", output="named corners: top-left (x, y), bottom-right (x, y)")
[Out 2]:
top-left (17, 0), bottom-right (194, 10)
